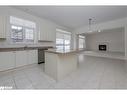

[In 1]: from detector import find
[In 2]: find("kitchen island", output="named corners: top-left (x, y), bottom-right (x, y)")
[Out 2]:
top-left (44, 49), bottom-right (84, 81)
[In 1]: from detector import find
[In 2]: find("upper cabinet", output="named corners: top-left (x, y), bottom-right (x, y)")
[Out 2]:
top-left (0, 15), bottom-right (6, 39)
top-left (38, 21), bottom-right (56, 42)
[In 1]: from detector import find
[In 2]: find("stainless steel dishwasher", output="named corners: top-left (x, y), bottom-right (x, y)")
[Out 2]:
top-left (38, 49), bottom-right (46, 64)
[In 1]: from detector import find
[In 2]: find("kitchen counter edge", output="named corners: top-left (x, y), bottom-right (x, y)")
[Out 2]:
top-left (0, 46), bottom-right (53, 52)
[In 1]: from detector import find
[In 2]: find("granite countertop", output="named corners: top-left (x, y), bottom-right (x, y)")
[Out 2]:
top-left (45, 49), bottom-right (85, 54)
top-left (0, 45), bottom-right (53, 52)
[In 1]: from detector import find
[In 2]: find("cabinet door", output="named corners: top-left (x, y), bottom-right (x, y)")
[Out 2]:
top-left (15, 51), bottom-right (28, 67)
top-left (0, 52), bottom-right (15, 71)
top-left (28, 50), bottom-right (38, 64)
top-left (0, 15), bottom-right (6, 38)
top-left (47, 26), bottom-right (56, 41)
top-left (39, 22), bottom-right (55, 41)
top-left (39, 23), bottom-right (48, 41)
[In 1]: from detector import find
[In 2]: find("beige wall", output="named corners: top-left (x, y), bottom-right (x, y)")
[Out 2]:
top-left (85, 28), bottom-right (125, 52)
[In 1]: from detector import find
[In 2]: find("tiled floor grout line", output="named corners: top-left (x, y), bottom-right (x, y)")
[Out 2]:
top-left (11, 71), bottom-right (18, 89)
top-left (0, 55), bottom-right (126, 89)
top-left (113, 65), bottom-right (118, 89)
top-left (114, 63), bottom-right (127, 89)
top-left (23, 69), bottom-right (37, 89)
top-left (98, 63), bottom-right (106, 89)
top-left (11, 67), bottom-right (30, 89)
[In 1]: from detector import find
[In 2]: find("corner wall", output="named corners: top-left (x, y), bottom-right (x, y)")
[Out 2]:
top-left (85, 28), bottom-right (125, 52)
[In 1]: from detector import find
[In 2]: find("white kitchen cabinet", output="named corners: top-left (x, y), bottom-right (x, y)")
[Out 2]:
top-left (39, 22), bottom-right (56, 41)
top-left (15, 50), bottom-right (28, 67)
top-left (45, 51), bottom-right (77, 80)
top-left (27, 50), bottom-right (38, 65)
top-left (48, 27), bottom-right (56, 41)
top-left (0, 15), bottom-right (6, 38)
top-left (15, 50), bottom-right (38, 67)
top-left (0, 51), bottom-right (15, 71)
top-left (39, 25), bottom-right (48, 41)
top-left (0, 49), bottom-right (38, 71)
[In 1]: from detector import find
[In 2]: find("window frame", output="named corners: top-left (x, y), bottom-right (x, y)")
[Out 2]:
top-left (10, 16), bottom-right (36, 44)
top-left (11, 24), bottom-right (24, 43)
top-left (78, 35), bottom-right (86, 49)
top-left (56, 29), bottom-right (71, 50)
top-left (24, 27), bottom-right (35, 42)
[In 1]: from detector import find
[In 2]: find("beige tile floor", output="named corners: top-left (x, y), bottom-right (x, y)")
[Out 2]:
top-left (0, 54), bottom-right (127, 89)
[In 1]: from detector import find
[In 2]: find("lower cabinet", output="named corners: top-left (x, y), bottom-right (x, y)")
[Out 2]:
top-left (0, 50), bottom-right (38, 71)
top-left (15, 50), bottom-right (38, 68)
top-left (15, 50), bottom-right (28, 67)
top-left (0, 51), bottom-right (15, 71)
top-left (27, 50), bottom-right (38, 65)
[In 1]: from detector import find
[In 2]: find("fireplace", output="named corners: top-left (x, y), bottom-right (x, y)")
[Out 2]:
top-left (99, 45), bottom-right (107, 51)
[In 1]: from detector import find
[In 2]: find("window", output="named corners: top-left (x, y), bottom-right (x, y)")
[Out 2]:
top-left (78, 35), bottom-right (85, 49)
top-left (25, 28), bottom-right (34, 41)
top-left (10, 16), bottom-right (36, 43)
top-left (11, 25), bottom-right (23, 42)
top-left (56, 29), bottom-right (71, 50)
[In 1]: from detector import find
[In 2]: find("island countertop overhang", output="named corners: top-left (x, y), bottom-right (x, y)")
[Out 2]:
top-left (0, 46), bottom-right (53, 52)
top-left (44, 49), bottom-right (85, 54)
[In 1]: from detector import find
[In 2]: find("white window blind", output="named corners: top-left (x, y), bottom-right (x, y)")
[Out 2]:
top-left (56, 29), bottom-right (71, 50)
top-left (11, 25), bottom-right (23, 41)
top-left (78, 35), bottom-right (85, 49)
top-left (10, 16), bottom-right (36, 43)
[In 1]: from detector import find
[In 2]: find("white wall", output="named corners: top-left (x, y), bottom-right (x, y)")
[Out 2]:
top-left (85, 28), bottom-right (125, 52)
top-left (0, 6), bottom-right (72, 48)
top-left (72, 17), bottom-right (127, 57)
top-left (73, 18), bottom-right (127, 50)
top-left (70, 12), bottom-right (127, 70)
top-left (74, 18), bottom-right (127, 34)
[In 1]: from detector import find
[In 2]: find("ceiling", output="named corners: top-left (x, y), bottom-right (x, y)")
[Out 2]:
top-left (14, 6), bottom-right (127, 29)
top-left (80, 27), bottom-right (124, 35)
